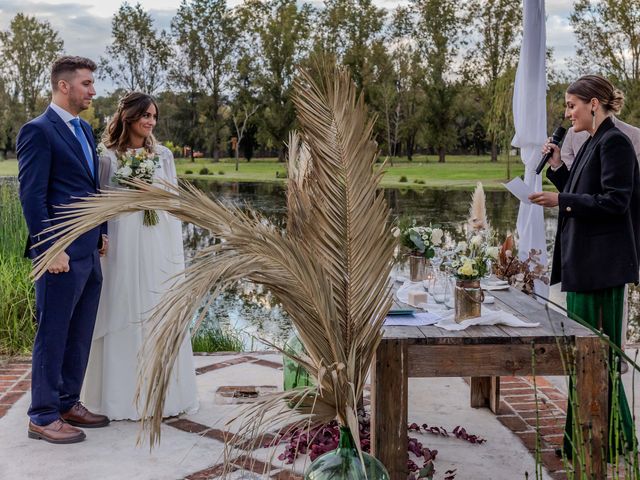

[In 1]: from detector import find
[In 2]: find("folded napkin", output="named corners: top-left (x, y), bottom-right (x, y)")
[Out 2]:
top-left (434, 309), bottom-right (540, 331)
top-left (384, 312), bottom-right (442, 327)
top-left (395, 280), bottom-right (451, 312)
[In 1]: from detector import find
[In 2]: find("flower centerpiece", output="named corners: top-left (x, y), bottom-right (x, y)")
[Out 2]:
top-left (448, 183), bottom-right (498, 322)
top-left (112, 149), bottom-right (160, 226)
top-left (396, 223), bottom-right (444, 281)
top-left (450, 234), bottom-right (499, 282)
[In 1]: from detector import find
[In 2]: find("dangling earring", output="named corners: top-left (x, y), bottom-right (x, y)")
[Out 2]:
top-left (591, 110), bottom-right (596, 131)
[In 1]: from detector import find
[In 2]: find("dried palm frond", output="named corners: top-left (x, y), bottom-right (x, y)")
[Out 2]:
top-left (32, 63), bottom-right (395, 476)
top-left (467, 181), bottom-right (491, 233)
top-left (286, 130), bottom-right (313, 239)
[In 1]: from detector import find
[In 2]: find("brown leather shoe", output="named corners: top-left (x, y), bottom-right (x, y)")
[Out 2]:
top-left (28, 419), bottom-right (86, 444)
top-left (61, 402), bottom-right (110, 428)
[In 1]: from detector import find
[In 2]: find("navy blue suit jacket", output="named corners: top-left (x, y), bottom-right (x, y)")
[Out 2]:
top-left (17, 106), bottom-right (105, 260)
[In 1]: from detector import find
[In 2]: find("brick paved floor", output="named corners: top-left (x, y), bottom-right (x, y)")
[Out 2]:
top-left (0, 353), bottom-right (620, 479)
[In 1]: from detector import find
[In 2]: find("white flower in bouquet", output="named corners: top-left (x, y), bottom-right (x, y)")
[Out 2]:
top-left (456, 241), bottom-right (467, 252)
top-left (487, 246), bottom-right (500, 259)
top-left (431, 228), bottom-right (444, 246)
top-left (116, 165), bottom-right (133, 178)
top-left (470, 235), bottom-right (483, 247)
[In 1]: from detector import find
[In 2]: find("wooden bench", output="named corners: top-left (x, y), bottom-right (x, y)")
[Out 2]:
top-left (370, 287), bottom-right (608, 479)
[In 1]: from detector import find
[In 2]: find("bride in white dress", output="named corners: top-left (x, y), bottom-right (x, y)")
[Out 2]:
top-left (82, 92), bottom-right (198, 420)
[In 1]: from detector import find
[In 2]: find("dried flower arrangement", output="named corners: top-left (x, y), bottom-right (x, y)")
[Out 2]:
top-left (492, 235), bottom-right (549, 294)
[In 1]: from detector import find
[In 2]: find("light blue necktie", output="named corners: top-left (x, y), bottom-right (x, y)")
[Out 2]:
top-left (69, 118), bottom-right (94, 178)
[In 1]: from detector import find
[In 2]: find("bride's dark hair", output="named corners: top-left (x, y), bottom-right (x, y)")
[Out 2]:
top-left (103, 92), bottom-right (159, 154)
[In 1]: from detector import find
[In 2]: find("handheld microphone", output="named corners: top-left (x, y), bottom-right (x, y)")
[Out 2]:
top-left (535, 125), bottom-right (567, 175)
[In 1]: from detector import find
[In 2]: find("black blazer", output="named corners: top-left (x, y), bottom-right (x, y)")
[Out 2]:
top-left (547, 116), bottom-right (640, 292)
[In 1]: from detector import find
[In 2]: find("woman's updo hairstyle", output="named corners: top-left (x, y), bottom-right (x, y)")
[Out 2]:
top-left (566, 75), bottom-right (625, 115)
top-left (102, 92), bottom-right (159, 154)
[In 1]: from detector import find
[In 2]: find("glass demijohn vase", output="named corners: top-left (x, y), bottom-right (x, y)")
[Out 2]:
top-left (304, 426), bottom-right (390, 480)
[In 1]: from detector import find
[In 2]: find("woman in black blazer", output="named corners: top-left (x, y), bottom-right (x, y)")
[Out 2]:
top-left (530, 75), bottom-right (639, 458)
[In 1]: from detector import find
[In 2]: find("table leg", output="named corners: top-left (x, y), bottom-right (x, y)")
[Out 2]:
top-left (371, 339), bottom-right (408, 480)
top-left (470, 376), bottom-right (500, 413)
top-left (575, 336), bottom-right (608, 479)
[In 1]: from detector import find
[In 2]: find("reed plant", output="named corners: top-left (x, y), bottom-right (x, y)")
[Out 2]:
top-left (0, 180), bottom-right (36, 355)
top-left (530, 298), bottom-right (640, 479)
top-left (190, 326), bottom-right (244, 353)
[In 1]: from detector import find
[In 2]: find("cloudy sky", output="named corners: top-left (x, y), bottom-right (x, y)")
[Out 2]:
top-left (0, 0), bottom-right (576, 95)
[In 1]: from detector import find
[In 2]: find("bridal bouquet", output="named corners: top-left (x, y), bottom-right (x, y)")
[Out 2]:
top-left (113, 150), bottom-right (160, 226)
top-left (396, 223), bottom-right (444, 259)
top-left (449, 233), bottom-right (499, 280)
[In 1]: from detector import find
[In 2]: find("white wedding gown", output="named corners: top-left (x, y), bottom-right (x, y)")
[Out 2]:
top-left (82, 145), bottom-right (199, 420)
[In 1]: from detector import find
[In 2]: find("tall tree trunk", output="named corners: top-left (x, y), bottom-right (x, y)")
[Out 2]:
top-left (407, 135), bottom-right (415, 161)
top-left (490, 138), bottom-right (498, 163)
top-left (213, 131), bottom-right (220, 162)
top-left (438, 145), bottom-right (446, 163)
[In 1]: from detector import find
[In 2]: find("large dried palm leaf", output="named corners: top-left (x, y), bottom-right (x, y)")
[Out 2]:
top-left (32, 63), bottom-right (395, 474)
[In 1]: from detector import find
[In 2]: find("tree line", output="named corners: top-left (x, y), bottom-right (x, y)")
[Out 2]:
top-left (1, 0), bottom-right (639, 163)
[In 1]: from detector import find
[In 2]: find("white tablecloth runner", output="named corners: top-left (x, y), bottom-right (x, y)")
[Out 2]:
top-left (389, 280), bottom-right (540, 331)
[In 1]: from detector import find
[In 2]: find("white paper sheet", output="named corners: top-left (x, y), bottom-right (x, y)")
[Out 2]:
top-left (503, 177), bottom-right (534, 204)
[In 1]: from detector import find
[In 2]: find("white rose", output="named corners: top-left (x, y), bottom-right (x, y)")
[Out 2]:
top-left (143, 159), bottom-right (156, 170)
top-left (117, 165), bottom-right (132, 177)
top-left (456, 241), bottom-right (467, 252)
top-left (431, 228), bottom-right (443, 245)
top-left (470, 235), bottom-right (483, 247)
top-left (487, 246), bottom-right (500, 259)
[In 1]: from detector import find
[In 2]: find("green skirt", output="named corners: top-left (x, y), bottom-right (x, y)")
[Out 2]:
top-left (564, 286), bottom-right (635, 458)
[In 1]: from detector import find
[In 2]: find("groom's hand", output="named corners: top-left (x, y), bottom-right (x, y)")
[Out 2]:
top-left (48, 251), bottom-right (70, 274)
top-left (99, 234), bottom-right (109, 257)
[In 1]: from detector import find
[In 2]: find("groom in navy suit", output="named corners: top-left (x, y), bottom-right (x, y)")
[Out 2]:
top-left (17, 56), bottom-right (110, 444)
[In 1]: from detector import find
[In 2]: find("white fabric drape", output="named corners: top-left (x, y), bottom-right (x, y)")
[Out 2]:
top-left (511, 0), bottom-right (549, 302)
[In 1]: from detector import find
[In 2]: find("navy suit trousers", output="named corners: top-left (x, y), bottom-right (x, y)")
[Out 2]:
top-left (28, 251), bottom-right (102, 426)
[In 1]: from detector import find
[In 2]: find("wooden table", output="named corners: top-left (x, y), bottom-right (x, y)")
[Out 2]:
top-left (370, 287), bottom-right (608, 479)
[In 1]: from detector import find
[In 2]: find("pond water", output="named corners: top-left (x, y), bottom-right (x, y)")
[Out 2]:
top-left (5, 176), bottom-right (639, 348)
top-left (184, 181), bottom-right (562, 349)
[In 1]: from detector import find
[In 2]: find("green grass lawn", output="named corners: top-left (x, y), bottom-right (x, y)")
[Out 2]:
top-left (176, 154), bottom-right (529, 190)
top-left (0, 160), bottom-right (18, 176)
top-left (1, 155), bottom-right (538, 190)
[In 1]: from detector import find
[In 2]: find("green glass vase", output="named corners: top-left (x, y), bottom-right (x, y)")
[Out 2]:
top-left (283, 335), bottom-right (313, 390)
top-left (304, 426), bottom-right (390, 480)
